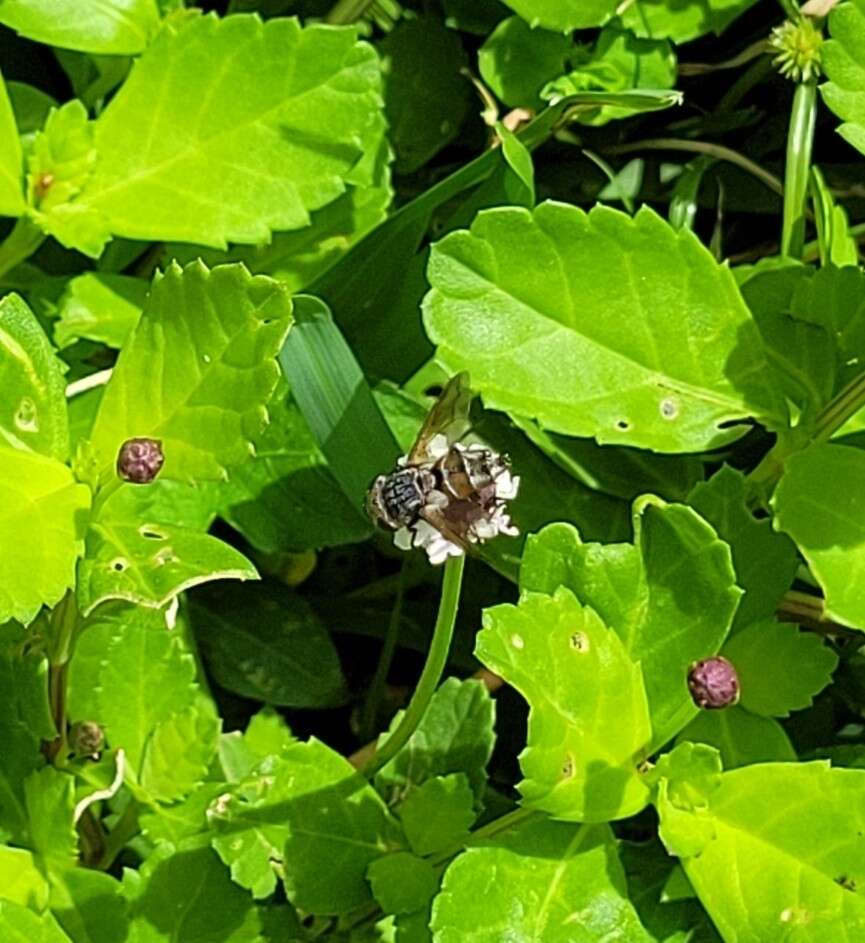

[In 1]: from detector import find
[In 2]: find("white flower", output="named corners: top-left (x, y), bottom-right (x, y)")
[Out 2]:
top-left (410, 518), bottom-right (464, 565)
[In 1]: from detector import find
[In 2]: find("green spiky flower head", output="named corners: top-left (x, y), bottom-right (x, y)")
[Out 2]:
top-left (770, 18), bottom-right (824, 82)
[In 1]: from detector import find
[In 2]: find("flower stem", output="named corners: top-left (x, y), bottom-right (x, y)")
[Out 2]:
top-left (813, 368), bottom-right (865, 443)
top-left (781, 81), bottom-right (818, 258)
top-left (361, 554), bottom-right (465, 777)
top-left (326, 0), bottom-right (375, 24)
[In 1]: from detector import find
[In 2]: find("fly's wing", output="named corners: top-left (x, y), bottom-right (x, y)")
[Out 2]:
top-left (407, 372), bottom-right (472, 465)
top-left (418, 505), bottom-right (470, 553)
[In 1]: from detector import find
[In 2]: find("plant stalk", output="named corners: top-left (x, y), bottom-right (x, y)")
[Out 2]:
top-left (326, 0), bottom-right (375, 24)
top-left (781, 81), bottom-right (818, 259)
top-left (360, 554), bottom-right (465, 777)
top-left (45, 591), bottom-right (80, 765)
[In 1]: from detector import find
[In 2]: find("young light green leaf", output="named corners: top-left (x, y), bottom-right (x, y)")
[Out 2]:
top-left (773, 443), bottom-right (865, 629)
top-left (822, 0), bottom-right (865, 159)
top-left (0, 448), bottom-right (89, 624)
top-left (8, 81), bottom-right (56, 136)
top-left (69, 14), bottom-right (384, 254)
top-left (723, 619), bottom-right (838, 717)
top-left (26, 101), bottom-right (109, 258)
top-left (398, 774), bottom-right (476, 857)
top-left (54, 273), bottom-right (146, 350)
top-left (367, 852), bottom-right (438, 916)
top-left (620, 0), bottom-right (759, 43)
top-left (541, 25), bottom-right (676, 126)
top-left (500, 0), bottom-right (616, 31)
top-left (0, 292), bottom-right (69, 460)
top-left (123, 842), bottom-right (264, 942)
top-left (374, 678), bottom-right (495, 806)
top-left (90, 261), bottom-right (293, 482)
top-left (0, 845), bottom-right (49, 908)
top-left (217, 708), bottom-right (294, 784)
top-left (432, 818), bottom-right (652, 942)
top-left (689, 465), bottom-right (798, 633)
top-left (423, 203), bottom-right (784, 452)
top-left (663, 762), bottom-right (865, 939)
top-left (381, 16), bottom-right (472, 173)
top-left (76, 517), bottom-right (257, 616)
top-left (0, 71), bottom-right (23, 216)
top-left (0, 901), bottom-right (71, 943)
top-left (0, 0), bottom-right (160, 55)
top-left (139, 694), bottom-right (220, 802)
top-left (139, 782), bottom-right (223, 847)
top-left (676, 706), bottom-right (796, 770)
top-left (479, 16), bottom-right (573, 109)
top-left (521, 497), bottom-right (741, 748)
top-left (478, 587), bottom-right (652, 822)
top-left (189, 580), bottom-right (347, 709)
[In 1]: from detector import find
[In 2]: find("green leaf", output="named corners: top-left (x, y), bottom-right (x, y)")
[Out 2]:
top-left (689, 466), bottom-right (798, 633)
top-left (368, 852), bottom-right (438, 916)
top-left (0, 845), bottom-right (50, 908)
top-left (0, 901), bottom-right (71, 943)
top-left (541, 25), bottom-right (676, 126)
top-left (399, 774), bottom-right (476, 857)
top-left (773, 443), bottom-right (865, 629)
top-left (479, 16), bottom-right (573, 109)
top-left (661, 762), bottom-right (865, 939)
top-left (8, 81), bottom-right (56, 136)
top-left (139, 694), bottom-right (220, 802)
top-left (823, 0), bottom-right (865, 159)
top-left (76, 517), bottom-right (257, 616)
top-left (49, 868), bottom-right (129, 943)
top-left (189, 580), bottom-right (347, 708)
top-left (423, 203), bottom-right (784, 452)
top-left (620, 0), bottom-right (759, 43)
top-left (210, 739), bottom-right (403, 909)
top-left (67, 604), bottom-right (201, 779)
top-left (522, 498), bottom-right (740, 748)
top-left (0, 447), bottom-right (89, 624)
top-left (676, 707), bottom-right (796, 769)
top-left (810, 166), bottom-right (858, 268)
top-left (432, 818), bottom-right (651, 942)
top-left (139, 783), bottom-right (223, 846)
top-left (374, 678), bottom-right (496, 807)
top-left (90, 261), bottom-right (293, 481)
top-left (0, 0), bottom-right (160, 54)
top-left (0, 72), bottom-right (23, 216)
top-left (282, 739), bottom-right (404, 914)
top-left (278, 294), bottom-right (401, 515)
top-left (68, 14), bottom-right (384, 255)
top-left (24, 767), bottom-right (77, 869)
top-left (219, 383), bottom-right (373, 553)
top-left (54, 273), bottom-right (146, 350)
top-left (0, 292), bottom-right (69, 460)
top-left (217, 708), bottom-right (294, 784)
top-left (0, 652), bottom-right (52, 842)
top-left (381, 16), bottom-right (472, 173)
top-left (500, 0), bottom-right (616, 31)
top-left (123, 843), bottom-right (264, 942)
top-left (479, 588), bottom-right (652, 822)
top-left (723, 619), bottom-right (838, 717)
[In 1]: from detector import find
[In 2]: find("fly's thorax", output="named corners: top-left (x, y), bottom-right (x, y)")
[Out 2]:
top-left (368, 465), bottom-right (437, 529)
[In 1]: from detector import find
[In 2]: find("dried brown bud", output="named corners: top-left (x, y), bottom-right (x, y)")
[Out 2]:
top-left (688, 656), bottom-right (740, 710)
top-left (71, 721), bottom-right (105, 757)
top-left (117, 437), bottom-right (164, 484)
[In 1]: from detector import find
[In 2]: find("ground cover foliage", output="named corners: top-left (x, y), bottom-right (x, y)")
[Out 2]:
top-left (2, 0), bottom-right (865, 939)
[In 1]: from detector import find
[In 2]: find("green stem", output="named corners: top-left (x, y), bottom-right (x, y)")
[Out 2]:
top-left (97, 800), bottom-right (140, 870)
top-left (360, 560), bottom-right (407, 741)
top-left (325, 0), bottom-right (375, 24)
top-left (813, 368), bottom-right (865, 442)
top-left (360, 554), bottom-right (465, 777)
top-left (781, 81), bottom-right (818, 259)
top-left (0, 217), bottom-right (45, 279)
top-left (45, 592), bottom-right (80, 765)
top-left (777, 0), bottom-right (801, 21)
top-left (717, 54), bottom-right (774, 113)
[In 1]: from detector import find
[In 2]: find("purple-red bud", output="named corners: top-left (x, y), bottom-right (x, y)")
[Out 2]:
top-left (688, 656), bottom-right (740, 710)
top-left (117, 437), bottom-right (164, 484)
